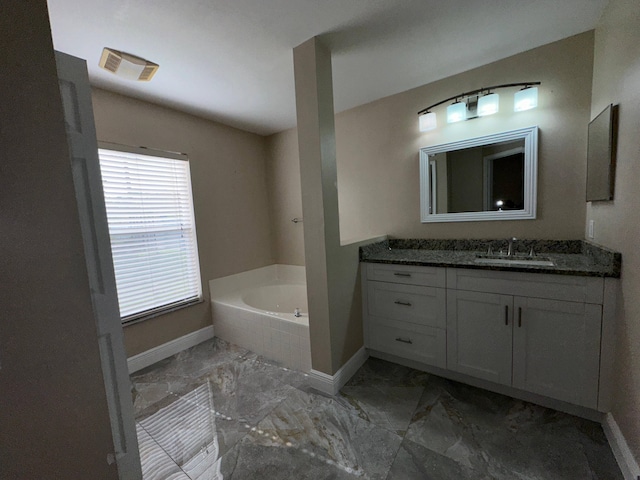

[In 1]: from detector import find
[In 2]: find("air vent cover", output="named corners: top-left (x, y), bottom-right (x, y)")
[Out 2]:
top-left (99, 48), bottom-right (159, 82)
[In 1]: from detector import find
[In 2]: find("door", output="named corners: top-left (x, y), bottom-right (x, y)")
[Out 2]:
top-left (447, 290), bottom-right (513, 386)
top-left (512, 296), bottom-right (602, 409)
top-left (55, 51), bottom-right (142, 479)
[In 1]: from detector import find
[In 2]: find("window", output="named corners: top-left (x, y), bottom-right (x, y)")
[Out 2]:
top-left (98, 144), bottom-right (202, 323)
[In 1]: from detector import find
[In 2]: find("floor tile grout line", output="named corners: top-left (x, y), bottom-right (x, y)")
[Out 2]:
top-left (377, 381), bottom-right (429, 480)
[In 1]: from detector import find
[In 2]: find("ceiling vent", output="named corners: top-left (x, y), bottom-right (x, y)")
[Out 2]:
top-left (99, 48), bottom-right (159, 81)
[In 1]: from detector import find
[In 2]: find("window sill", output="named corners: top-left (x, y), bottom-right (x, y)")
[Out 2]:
top-left (122, 298), bottom-right (205, 327)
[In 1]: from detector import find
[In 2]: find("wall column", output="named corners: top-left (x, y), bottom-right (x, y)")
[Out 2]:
top-left (294, 37), bottom-right (369, 376)
top-left (293, 37), bottom-right (339, 374)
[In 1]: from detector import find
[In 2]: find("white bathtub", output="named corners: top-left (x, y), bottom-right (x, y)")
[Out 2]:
top-left (209, 265), bottom-right (311, 371)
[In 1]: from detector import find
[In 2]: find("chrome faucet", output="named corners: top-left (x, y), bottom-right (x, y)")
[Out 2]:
top-left (294, 308), bottom-right (301, 317)
top-left (507, 237), bottom-right (517, 256)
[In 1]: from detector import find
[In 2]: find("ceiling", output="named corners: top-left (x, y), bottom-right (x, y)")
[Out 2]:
top-left (47, 0), bottom-right (608, 136)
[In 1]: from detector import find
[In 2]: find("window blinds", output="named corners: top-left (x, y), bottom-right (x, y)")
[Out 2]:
top-left (98, 147), bottom-right (202, 322)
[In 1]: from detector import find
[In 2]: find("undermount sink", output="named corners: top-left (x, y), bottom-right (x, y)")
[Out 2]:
top-left (474, 254), bottom-right (556, 267)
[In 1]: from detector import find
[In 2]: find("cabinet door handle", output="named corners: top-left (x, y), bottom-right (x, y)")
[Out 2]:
top-left (505, 305), bottom-right (509, 325)
top-left (395, 337), bottom-right (413, 344)
top-left (518, 307), bottom-right (522, 327)
top-left (393, 272), bottom-right (411, 277)
top-left (394, 300), bottom-right (412, 307)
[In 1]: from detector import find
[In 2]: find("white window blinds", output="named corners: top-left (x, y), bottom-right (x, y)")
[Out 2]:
top-left (98, 146), bottom-right (202, 323)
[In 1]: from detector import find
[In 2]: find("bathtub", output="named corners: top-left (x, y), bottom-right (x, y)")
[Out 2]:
top-left (209, 265), bottom-right (311, 372)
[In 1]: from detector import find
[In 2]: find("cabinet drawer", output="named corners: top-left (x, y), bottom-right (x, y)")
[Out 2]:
top-left (366, 263), bottom-right (446, 287)
top-left (367, 281), bottom-right (446, 328)
top-left (368, 317), bottom-right (446, 368)
top-left (446, 268), bottom-right (604, 304)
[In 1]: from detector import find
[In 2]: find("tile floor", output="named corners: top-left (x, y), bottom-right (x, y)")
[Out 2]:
top-left (130, 338), bottom-right (623, 479)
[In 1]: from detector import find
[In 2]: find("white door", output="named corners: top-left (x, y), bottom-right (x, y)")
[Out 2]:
top-left (512, 296), bottom-right (602, 409)
top-left (55, 51), bottom-right (142, 480)
top-left (447, 290), bottom-right (513, 386)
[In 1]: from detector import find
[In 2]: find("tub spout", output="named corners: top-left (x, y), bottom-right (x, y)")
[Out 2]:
top-left (294, 308), bottom-right (301, 317)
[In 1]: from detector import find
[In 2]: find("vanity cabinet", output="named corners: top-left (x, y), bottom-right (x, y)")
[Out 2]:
top-left (362, 263), bottom-right (613, 412)
top-left (447, 290), bottom-right (602, 409)
top-left (364, 263), bottom-right (447, 368)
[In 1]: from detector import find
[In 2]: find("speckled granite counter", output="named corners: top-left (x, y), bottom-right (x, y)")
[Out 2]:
top-left (360, 239), bottom-right (621, 278)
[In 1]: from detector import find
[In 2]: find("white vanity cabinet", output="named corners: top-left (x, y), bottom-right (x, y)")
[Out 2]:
top-left (447, 289), bottom-right (602, 409)
top-left (363, 263), bottom-right (447, 368)
top-left (362, 263), bottom-right (616, 413)
top-left (447, 268), bottom-right (605, 410)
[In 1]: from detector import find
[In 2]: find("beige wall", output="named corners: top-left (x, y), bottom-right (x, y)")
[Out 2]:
top-left (587, 0), bottom-right (640, 463)
top-left (0, 1), bottom-right (118, 477)
top-left (265, 128), bottom-right (305, 265)
top-left (336, 31), bottom-right (594, 241)
top-left (91, 89), bottom-right (274, 356)
top-left (268, 32), bottom-right (595, 253)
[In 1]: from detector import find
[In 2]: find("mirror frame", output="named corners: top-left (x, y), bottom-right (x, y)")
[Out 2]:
top-left (419, 125), bottom-right (538, 223)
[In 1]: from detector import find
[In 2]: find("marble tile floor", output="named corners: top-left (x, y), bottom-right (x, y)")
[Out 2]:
top-left (130, 338), bottom-right (623, 480)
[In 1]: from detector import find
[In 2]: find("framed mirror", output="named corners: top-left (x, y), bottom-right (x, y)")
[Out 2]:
top-left (586, 104), bottom-right (618, 202)
top-left (419, 126), bottom-right (538, 223)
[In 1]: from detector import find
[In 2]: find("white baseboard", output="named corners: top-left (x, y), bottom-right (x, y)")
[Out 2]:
top-left (127, 325), bottom-right (214, 374)
top-left (308, 347), bottom-right (368, 396)
top-left (603, 412), bottom-right (640, 480)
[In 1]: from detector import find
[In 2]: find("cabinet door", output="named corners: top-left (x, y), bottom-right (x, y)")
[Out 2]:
top-left (512, 297), bottom-right (602, 409)
top-left (447, 290), bottom-right (513, 386)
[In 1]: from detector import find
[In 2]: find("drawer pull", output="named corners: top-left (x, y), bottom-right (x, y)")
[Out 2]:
top-left (395, 337), bottom-right (413, 344)
top-left (505, 305), bottom-right (509, 326)
top-left (394, 300), bottom-right (412, 307)
top-left (393, 272), bottom-right (412, 277)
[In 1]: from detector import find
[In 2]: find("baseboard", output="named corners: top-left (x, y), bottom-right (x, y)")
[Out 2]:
top-left (603, 412), bottom-right (640, 480)
top-left (127, 325), bottom-right (214, 373)
top-left (308, 347), bottom-right (368, 396)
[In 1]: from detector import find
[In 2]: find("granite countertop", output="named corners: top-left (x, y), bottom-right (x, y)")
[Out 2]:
top-left (360, 239), bottom-right (621, 278)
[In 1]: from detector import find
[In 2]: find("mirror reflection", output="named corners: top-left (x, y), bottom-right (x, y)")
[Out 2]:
top-left (586, 103), bottom-right (617, 202)
top-left (429, 139), bottom-right (524, 214)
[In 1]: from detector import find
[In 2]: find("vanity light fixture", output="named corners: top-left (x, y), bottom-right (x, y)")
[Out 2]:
top-left (418, 82), bottom-right (541, 132)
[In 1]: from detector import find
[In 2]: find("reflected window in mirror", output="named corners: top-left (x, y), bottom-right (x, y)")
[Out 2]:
top-left (420, 126), bottom-right (538, 223)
